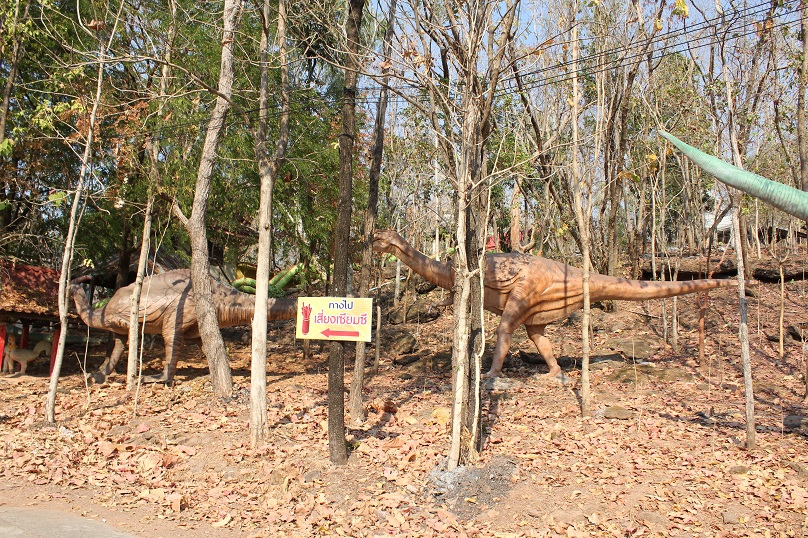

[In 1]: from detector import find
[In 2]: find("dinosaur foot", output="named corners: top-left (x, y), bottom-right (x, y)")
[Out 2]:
top-left (483, 376), bottom-right (522, 391)
top-left (538, 370), bottom-right (568, 385)
top-left (88, 371), bottom-right (110, 385)
top-left (141, 373), bottom-right (174, 385)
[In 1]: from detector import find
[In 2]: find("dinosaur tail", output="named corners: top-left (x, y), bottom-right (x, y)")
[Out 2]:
top-left (33, 340), bottom-right (52, 356)
top-left (215, 295), bottom-right (298, 328)
top-left (590, 275), bottom-right (736, 302)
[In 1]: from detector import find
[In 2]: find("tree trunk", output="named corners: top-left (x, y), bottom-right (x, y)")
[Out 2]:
top-left (126, 191), bottom-right (153, 391)
top-left (448, 70), bottom-right (485, 472)
top-left (129, 0), bottom-right (176, 391)
top-left (250, 0), bottom-right (289, 446)
top-left (570, 7), bottom-right (591, 418)
top-left (509, 179), bottom-right (522, 253)
top-left (465, 171), bottom-right (486, 465)
top-left (448, 171), bottom-right (473, 471)
top-left (349, 0), bottom-right (396, 426)
top-left (776, 254), bottom-right (787, 358)
top-left (797, 3), bottom-right (808, 192)
top-left (393, 259), bottom-right (401, 306)
top-left (329, 0), bottom-right (365, 465)
top-left (47, 24), bottom-right (108, 423)
top-left (183, 0), bottom-right (244, 397)
top-left (722, 62), bottom-right (755, 449)
top-left (0, 0), bottom-right (31, 147)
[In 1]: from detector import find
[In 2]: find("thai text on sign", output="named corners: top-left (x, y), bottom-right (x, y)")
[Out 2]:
top-left (296, 297), bottom-right (373, 342)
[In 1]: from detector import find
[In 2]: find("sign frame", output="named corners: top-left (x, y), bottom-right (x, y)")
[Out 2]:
top-left (296, 297), bottom-right (373, 343)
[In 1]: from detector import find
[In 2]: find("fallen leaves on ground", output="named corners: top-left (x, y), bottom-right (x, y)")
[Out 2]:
top-left (0, 278), bottom-right (806, 537)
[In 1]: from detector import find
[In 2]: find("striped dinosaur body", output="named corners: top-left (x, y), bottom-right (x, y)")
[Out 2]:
top-left (70, 270), bottom-right (296, 383)
top-left (373, 229), bottom-right (736, 378)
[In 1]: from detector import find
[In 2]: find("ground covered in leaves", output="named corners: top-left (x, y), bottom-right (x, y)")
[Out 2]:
top-left (1, 269), bottom-right (807, 537)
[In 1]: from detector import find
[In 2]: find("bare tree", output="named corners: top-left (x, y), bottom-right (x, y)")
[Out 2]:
top-left (568, 2), bottom-right (592, 417)
top-left (596, 0), bottom-right (665, 278)
top-left (171, 0), bottom-right (244, 398)
top-left (47, 7), bottom-right (123, 422)
top-left (250, 0), bottom-right (290, 445)
top-left (393, 0), bottom-right (518, 469)
top-left (329, 0), bottom-right (366, 465)
top-left (797, 2), bottom-right (808, 192)
top-left (712, 4), bottom-right (757, 448)
top-left (127, 0), bottom-right (178, 391)
top-left (349, 0), bottom-right (397, 426)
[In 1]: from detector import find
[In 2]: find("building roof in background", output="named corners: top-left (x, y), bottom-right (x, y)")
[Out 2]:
top-left (0, 259), bottom-right (64, 320)
top-left (703, 209), bottom-right (734, 232)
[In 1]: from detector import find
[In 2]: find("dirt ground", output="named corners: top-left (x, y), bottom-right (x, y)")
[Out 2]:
top-left (1, 269), bottom-right (807, 537)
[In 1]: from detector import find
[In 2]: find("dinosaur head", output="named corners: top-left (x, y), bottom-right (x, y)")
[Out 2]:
top-left (71, 274), bottom-right (92, 285)
top-left (372, 229), bottom-right (404, 254)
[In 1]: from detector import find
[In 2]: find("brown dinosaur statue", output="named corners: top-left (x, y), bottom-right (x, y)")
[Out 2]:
top-left (70, 269), bottom-right (297, 384)
top-left (373, 229), bottom-right (738, 378)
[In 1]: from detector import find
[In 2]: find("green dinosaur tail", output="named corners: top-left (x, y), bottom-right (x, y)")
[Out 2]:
top-left (661, 131), bottom-right (808, 221)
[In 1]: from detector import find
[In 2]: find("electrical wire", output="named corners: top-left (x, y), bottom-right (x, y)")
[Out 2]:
top-left (44, 0), bottom-right (799, 144)
top-left (503, 6), bottom-right (799, 96)
top-left (499, 0), bottom-right (793, 87)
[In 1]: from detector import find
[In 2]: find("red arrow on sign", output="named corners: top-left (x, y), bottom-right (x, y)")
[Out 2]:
top-left (321, 328), bottom-right (360, 338)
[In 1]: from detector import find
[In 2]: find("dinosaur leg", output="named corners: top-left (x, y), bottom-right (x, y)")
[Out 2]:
top-left (483, 318), bottom-right (521, 378)
top-left (143, 324), bottom-right (182, 384)
top-left (91, 334), bottom-right (125, 383)
top-left (526, 324), bottom-right (561, 377)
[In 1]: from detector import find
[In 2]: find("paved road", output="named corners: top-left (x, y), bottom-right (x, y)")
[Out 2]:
top-left (0, 507), bottom-right (139, 538)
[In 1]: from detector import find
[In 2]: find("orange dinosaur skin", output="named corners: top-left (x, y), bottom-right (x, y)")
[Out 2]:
top-left (373, 229), bottom-right (736, 378)
top-left (70, 270), bottom-right (296, 383)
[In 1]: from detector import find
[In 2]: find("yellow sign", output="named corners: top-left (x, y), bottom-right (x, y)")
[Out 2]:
top-left (296, 297), bottom-right (373, 342)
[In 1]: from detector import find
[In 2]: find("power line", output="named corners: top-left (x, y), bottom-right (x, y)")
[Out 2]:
top-left (500, 0), bottom-right (791, 87)
top-left (348, 0), bottom-right (786, 97)
top-left (350, 4), bottom-right (798, 107)
top-left (56, 0), bottom-right (799, 145)
top-left (503, 5), bottom-right (799, 96)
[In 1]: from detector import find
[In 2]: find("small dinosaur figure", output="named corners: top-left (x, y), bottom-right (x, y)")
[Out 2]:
top-left (373, 229), bottom-right (737, 378)
top-left (70, 269), bottom-right (296, 384)
top-left (3, 336), bottom-right (51, 374)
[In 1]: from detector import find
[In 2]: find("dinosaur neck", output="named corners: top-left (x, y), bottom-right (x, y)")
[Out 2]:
top-left (69, 284), bottom-right (105, 328)
top-left (391, 240), bottom-right (454, 290)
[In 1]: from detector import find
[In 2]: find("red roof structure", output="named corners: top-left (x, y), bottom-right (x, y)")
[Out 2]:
top-left (0, 259), bottom-right (63, 321)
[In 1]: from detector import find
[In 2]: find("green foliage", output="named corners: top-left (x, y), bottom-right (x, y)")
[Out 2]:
top-left (0, 139), bottom-right (13, 157)
top-left (92, 297), bottom-right (111, 309)
top-left (47, 191), bottom-right (67, 205)
top-left (5, 0), bottom-right (798, 285)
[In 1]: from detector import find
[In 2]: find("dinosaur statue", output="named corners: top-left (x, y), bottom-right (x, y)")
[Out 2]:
top-left (3, 336), bottom-right (51, 374)
top-left (70, 269), bottom-right (297, 384)
top-left (661, 131), bottom-right (808, 221)
top-left (373, 229), bottom-right (738, 378)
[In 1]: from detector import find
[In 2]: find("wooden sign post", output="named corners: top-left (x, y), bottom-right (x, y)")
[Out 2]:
top-left (296, 297), bottom-right (373, 342)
